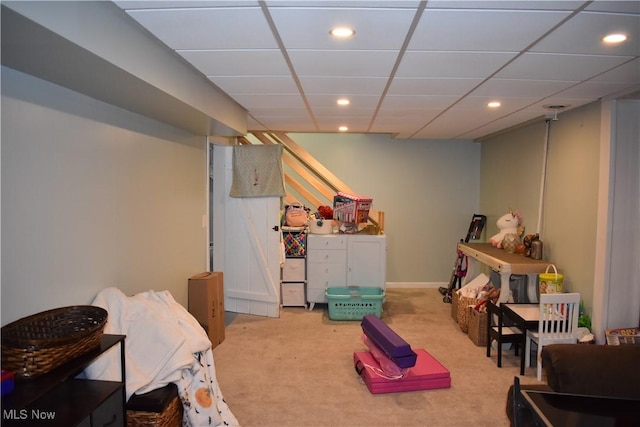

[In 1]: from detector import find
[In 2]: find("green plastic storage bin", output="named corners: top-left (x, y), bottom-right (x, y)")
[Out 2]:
top-left (325, 286), bottom-right (384, 320)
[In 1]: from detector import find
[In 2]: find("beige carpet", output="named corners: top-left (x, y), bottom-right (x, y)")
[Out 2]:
top-left (213, 288), bottom-right (544, 427)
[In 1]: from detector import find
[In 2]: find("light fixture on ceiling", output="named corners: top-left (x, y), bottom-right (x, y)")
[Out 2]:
top-left (487, 101), bottom-right (501, 108)
top-left (337, 98), bottom-right (350, 106)
top-left (330, 26), bottom-right (355, 38)
top-left (543, 104), bottom-right (569, 121)
top-left (602, 33), bottom-right (628, 44)
top-left (338, 126), bottom-right (349, 132)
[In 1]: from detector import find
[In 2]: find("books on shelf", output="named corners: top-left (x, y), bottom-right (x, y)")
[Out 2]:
top-left (605, 327), bottom-right (640, 345)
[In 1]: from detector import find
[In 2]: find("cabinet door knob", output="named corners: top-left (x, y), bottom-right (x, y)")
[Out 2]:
top-left (272, 225), bottom-right (279, 231)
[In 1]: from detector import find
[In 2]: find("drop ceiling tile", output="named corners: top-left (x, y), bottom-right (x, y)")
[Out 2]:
top-left (288, 50), bottom-right (399, 77)
top-left (299, 76), bottom-right (388, 95)
top-left (178, 50), bottom-right (290, 76)
top-left (450, 96), bottom-right (539, 112)
top-left (269, 7), bottom-right (417, 50)
top-left (125, 6), bottom-right (276, 49)
top-left (316, 116), bottom-right (372, 132)
top-left (531, 11), bottom-right (640, 56)
top-left (230, 93), bottom-right (307, 109)
top-left (591, 58), bottom-right (640, 83)
top-left (266, 1), bottom-right (422, 7)
top-left (306, 94), bottom-right (380, 108)
top-left (495, 52), bottom-right (635, 81)
top-left (554, 81), bottom-right (637, 99)
top-left (248, 106), bottom-right (312, 116)
top-left (211, 76), bottom-right (299, 94)
top-left (529, 98), bottom-right (596, 113)
top-left (388, 78), bottom-right (484, 96)
top-left (471, 79), bottom-right (577, 98)
top-left (396, 51), bottom-right (518, 78)
top-left (425, 1), bottom-right (580, 11)
top-left (462, 111), bottom-right (545, 140)
top-left (115, 1), bottom-right (259, 9)
top-left (409, 9), bottom-right (572, 51)
top-left (586, 1), bottom-right (640, 14)
top-left (380, 95), bottom-right (460, 110)
top-left (411, 109), bottom-right (507, 139)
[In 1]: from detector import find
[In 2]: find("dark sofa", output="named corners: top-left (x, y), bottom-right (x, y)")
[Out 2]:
top-left (507, 343), bottom-right (640, 426)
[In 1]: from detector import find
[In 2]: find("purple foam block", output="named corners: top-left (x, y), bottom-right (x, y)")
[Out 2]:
top-left (361, 314), bottom-right (413, 358)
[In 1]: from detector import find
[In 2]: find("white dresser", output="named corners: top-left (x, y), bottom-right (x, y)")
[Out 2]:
top-left (306, 233), bottom-right (386, 310)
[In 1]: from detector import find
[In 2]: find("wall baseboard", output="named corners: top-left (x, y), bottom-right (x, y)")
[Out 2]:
top-left (385, 282), bottom-right (447, 289)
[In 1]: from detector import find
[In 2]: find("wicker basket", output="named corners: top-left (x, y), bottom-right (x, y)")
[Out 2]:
top-left (467, 307), bottom-right (488, 347)
top-left (127, 393), bottom-right (183, 427)
top-left (1, 305), bottom-right (107, 378)
top-left (457, 296), bottom-right (481, 333)
top-left (450, 292), bottom-right (459, 322)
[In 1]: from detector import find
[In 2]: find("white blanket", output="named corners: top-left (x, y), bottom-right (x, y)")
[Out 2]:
top-left (84, 287), bottom-right (239, 426)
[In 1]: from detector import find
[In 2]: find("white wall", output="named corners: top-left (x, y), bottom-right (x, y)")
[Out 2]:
top-left (288, 133), bottom-right (481, 285)
top-left (1, 67), bottom-right (208, 325)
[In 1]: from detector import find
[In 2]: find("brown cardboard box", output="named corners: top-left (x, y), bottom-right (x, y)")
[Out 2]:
top-left (188, 272), bottom-right (225, 348)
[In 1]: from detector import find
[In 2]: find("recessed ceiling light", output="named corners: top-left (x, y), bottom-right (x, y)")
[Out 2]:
top-left (603, 33), bottom-right (627, 44)
top-left (330, 27), bottom-right (355, 38)
top-left (337, 98), bottom-right (350, 106)
top-left (488, 101), bottom-right (501, 108)
top-left (338, 126), bottom-right (349, 132)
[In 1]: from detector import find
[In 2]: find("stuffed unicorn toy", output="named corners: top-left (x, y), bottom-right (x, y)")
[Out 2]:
top-left (489, 209), bottom-right (523, 248)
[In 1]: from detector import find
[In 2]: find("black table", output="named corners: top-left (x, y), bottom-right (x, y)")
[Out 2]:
top-left (501, 303), bottom-right (539, 375)
top-left (521, 389), bottom-right (640, 426)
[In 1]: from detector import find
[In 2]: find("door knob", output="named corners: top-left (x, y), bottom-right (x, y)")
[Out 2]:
top-left (272, 225), bottom-right (279, 231)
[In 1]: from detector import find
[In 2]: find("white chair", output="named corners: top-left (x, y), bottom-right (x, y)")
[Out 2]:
top-left (526, 293), bottom-right (580, 381)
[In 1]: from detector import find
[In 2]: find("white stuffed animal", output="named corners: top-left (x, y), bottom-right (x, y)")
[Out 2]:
top-left (489, 210), bottom-right (523, 248)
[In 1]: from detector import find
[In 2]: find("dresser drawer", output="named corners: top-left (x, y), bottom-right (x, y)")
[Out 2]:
top-left (281, 282), bottom-right (306, 306)
top-left (307, 249), bottom-right (345, 264)
top-left (307, 234), bottom-right (346, 250)
top-left (282, 258), bottom-right (305, 281)
top-left (307, 263), bottom-right (346, 287)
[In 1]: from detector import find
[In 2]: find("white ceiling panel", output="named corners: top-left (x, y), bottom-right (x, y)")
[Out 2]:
top-left (127, 7), bottom-right (275, 49)
top-left (299, 76), bottom-right (388, 95)
top-left (425, 2), bottom-right (581, 11)
top-left (388, 78), bottom-right (483, 96)
top-left (178, 50), bottom-right (290, 76)
top-left (306, 94), bottom-right (380, 109)
top-left (409, 9), bottom-right (572, 51)
top-left (471, 79), bottom-right (577, 98)
top-left (591, 58), bottom-right (640, 83)
top-left (114, 0), bottom-right (640, 140)
top-left (554, 81), bottom-right (638, 99)
top-left (380, 95), bottom-right (461, 110)
top-left (210, 76), bottom-right (299, 95)
top-left (115, 1), bottom-right (259, 9)
top-left (586, 1), bottom-right (640, 14)
top-left (266, 1), bottom-right (422, 7)
top-left (532, 11), bottom-right (640, 55)
top-left (495, 52), bottom-right (634, 81)
top-left (269, 7), bottom-right (417, 50)
top-left (396, 51), bottom-right (518, 78)
top-left (288, 50), bottom-right (399, 77)
top-left (230, 93), bottom-right (306, 109)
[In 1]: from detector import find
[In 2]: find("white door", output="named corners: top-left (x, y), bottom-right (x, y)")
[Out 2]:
top-left (211, 145), bottom-right (281, 318)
